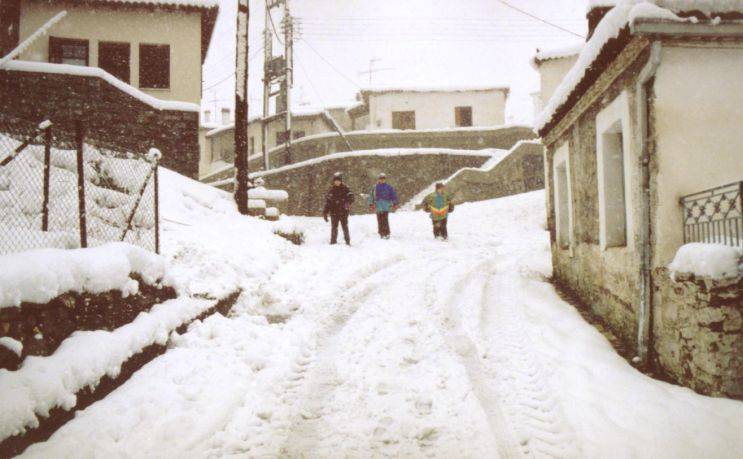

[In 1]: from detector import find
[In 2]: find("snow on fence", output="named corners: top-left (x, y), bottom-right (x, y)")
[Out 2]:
top-left (0, 116), bottom-right (160, 255)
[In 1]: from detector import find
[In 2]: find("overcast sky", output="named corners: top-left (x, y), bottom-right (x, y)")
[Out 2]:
top-left (202, 0), bottom-right (588, 124)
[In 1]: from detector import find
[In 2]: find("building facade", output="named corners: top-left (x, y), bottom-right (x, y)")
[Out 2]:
top-left (0, 0), bottom-right (216, 178)
top-left (537, 3), bottom-right (743, 398)
top-left (349, 86), bottom-right (509, 131)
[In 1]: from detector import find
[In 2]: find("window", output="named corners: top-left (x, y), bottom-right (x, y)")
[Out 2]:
top-left (392, 111), bottom-right (415, 130)
top-left (276, 130), bottom-right (289, 145)
top-left (98, 42), bottom-right (130, 83)
top-left (139, 44), bottom-right (169, 89)
top-left (553, 143), bottom-right (573, 250)
top-left (49, 37), bottom-right (88, 66)
top-left (455, 106), bottom-right (473, 127)
top-left (293, 130), bottom-right (306, 140)
top-left (249, 136), bottom-right (255, 155)
top-left (596, 92), bottom-right (632, 250)
top-left (221, 108), bottom-right (230, 125)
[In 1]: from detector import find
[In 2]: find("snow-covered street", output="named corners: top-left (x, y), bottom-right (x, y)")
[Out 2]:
top-left (18, 180), bottom-right (743, 458)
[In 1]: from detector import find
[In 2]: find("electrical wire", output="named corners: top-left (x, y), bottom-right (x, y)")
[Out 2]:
top-left (494, 0), bottom-right (584, 38)
top-left (265, 0), bottom-right (284, 46)
top-left (203, 45), bottom-right (264, 90)
top-left (299, 39), bottom-right (361, 90)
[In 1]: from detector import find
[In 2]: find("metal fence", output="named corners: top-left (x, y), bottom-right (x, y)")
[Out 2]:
top-left (0, 116), bottom-right (160, 255)
top-left (680, 181), bottom-right (742, 247)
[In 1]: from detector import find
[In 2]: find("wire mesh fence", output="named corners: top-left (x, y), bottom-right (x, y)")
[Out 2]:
top-left (0, 115), bottom-right (160, 255)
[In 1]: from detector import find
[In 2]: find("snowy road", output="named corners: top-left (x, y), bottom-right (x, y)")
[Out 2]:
top-left (21, 189), bottom-right (743, 458)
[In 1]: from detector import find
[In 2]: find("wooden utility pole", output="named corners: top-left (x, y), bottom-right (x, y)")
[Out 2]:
top-left (234, 0), bottom-right (250, 214)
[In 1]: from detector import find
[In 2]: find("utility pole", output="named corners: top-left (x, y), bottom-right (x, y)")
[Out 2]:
top-left (358, 57), bottom-right (394, 86)
top-left (262, 0), bottom-right (293, 170)
top-left (233, 0), bottom-right (250, 215)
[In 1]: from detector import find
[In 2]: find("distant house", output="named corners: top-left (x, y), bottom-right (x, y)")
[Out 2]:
top-left (0, 0), bottom-right (218, 178)
top-left (536, 2), bottom-right (743, 397)
top-left (531, 42), bottom-right (582, 117)
top-left (348, 86), bottom-right (509, 131)
top-left (200, 108), bottom-right (345, 179)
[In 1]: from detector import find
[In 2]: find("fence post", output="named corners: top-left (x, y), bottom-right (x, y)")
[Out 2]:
top-left (154, 164), bottom-right (160, 254)
top-left (41, 125), bottom-right (52, 232)
top-left (75, 120), bottom-right (87, 248)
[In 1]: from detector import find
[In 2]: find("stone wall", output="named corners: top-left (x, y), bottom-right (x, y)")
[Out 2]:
top-left (252, 151), bottom-right (491, 216)
top-left (0, 277), bottom-right (177, 371)
top-left (653, 269), bottom-right (742, 399)
top-left (201, 125), bottom-right (536, 183)
top-left (0, 69), bottom-right (200, 178)
top-left (443, 141), bottom-right (545, 205)
top-left (544, 40), bottom-right (650, 350)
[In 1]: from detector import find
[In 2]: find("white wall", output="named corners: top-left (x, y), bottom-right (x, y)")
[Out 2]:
top-left (653, 44), bottom-right (743, 265)
top-left (367, 90), bottom-right (507, 130)
top-left (537, 56), bottom-right (577, 110)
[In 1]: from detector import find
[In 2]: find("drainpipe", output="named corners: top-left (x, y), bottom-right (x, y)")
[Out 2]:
top-left (635, 41), bottom-right (662, 365)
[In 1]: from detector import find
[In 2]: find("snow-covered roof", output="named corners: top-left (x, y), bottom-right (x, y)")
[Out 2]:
top-left (532, 41), bottom-right (583, 65)
top-left (586, 0), bottom-right (619, 12)
top-left (205, 109), bottom-right (345, 138)
top-left (3, 60), bottom-right (199, 112)
top-left (361, 85), bottom-right (509, 95)
top-left (71, 0), bottom-right (218, 10)
top-left (536, 0), bottom-right (743, 134)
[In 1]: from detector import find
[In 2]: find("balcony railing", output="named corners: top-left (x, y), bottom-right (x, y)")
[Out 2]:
top-left (680, 181), bottom-right (742, 247)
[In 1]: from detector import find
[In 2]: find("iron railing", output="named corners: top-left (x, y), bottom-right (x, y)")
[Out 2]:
top-left (680, 181), bottom-right (742, 247)
top-left (0, 116), bottom-right (160, 255)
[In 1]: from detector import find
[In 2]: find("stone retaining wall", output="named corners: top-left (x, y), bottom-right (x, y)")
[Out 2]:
top-left (444, 141), bottom-right (545, 205)
top-left (0, 69), bottom-right (200, 178)
top-left (653, 268), bottom-right (742, 399)
top-left (201, 125), bottom-right (536, 183)
top-left (0, 276), bottom-right (177, 371)
top-left (253, 151), bottom-right (491, 216)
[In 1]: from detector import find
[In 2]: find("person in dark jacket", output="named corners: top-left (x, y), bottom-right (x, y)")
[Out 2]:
top-left (323, 172), bottom-right (354, 245)
top-left (367, 172), bottom-right (399, 239)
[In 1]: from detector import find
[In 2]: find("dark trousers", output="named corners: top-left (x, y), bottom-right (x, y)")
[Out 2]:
top-left (432, 218), bottom-right (448, 239)
top-left (330, 213), bottom-right (350, 244)
top-left (376, 211), bottom-right (390, 237)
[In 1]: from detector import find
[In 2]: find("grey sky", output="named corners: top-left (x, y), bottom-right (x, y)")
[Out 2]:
top-left (202, 0), bottom-right (588, 124)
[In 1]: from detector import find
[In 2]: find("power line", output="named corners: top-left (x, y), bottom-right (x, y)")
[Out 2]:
top-left (494, 0), bottom-right (584, 38)
top-left (299, 39), bottom-right (361, 90)
top-left (203, 45), bottom-right (264, 90)
top-left (265, 0), bottom-right (284, 46)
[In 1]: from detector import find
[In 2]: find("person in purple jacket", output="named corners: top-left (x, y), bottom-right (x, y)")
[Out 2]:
top-left (368, 172), bottom-right (399, 239)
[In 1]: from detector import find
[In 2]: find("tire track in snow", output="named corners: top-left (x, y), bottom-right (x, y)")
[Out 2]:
top-left (276, 254), bottom-right (410, 457)
top-left (427, 259), bottom-right (523, 459)
top-left (480, 273), bottom-right (581, 459)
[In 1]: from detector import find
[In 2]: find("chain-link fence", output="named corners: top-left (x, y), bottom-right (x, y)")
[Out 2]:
top-left (0, 115), bottom-right (160, 255)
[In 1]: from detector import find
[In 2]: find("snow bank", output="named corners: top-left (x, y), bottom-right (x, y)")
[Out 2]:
top-left (668, 243), bottom-right (742, 279)
top-left (535, 0), bottom-right (743, 132)
top-left (249, 187), bottom-right (289, 202)
top-left (157, 168), bottom-right (295, 299)
top-left (0, 242), bottom-right (173, 309)
top-left (0, 337), bottom-right (22, 357)
top-left (0, 296), bottom-right (215, 441)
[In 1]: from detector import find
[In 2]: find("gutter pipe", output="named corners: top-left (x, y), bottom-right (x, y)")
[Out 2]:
top-left (635, 40), bottom-right (662, 365)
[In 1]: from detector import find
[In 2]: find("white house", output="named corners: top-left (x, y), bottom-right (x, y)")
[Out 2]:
top-left (348, 86), bottom-right (509, 131)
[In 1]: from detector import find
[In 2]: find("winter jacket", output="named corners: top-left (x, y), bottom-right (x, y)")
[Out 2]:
top-left (368, 183), bottom-right (399, 213)
top-left (323, 184), bottom-right (354, 216)
top-left (424, 191), bottom-right (454, 222)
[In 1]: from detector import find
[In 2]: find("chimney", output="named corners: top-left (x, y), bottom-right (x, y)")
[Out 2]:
top-left (586, 4), bottom-right (614, 41)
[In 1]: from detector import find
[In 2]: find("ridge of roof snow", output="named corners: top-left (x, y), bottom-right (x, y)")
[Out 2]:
top-left (535, 0), bottom-right (743, 134)
top-left (533, 41), bottom-right (584, 64)
top-left (78, 0), bottom-right (218, 9)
